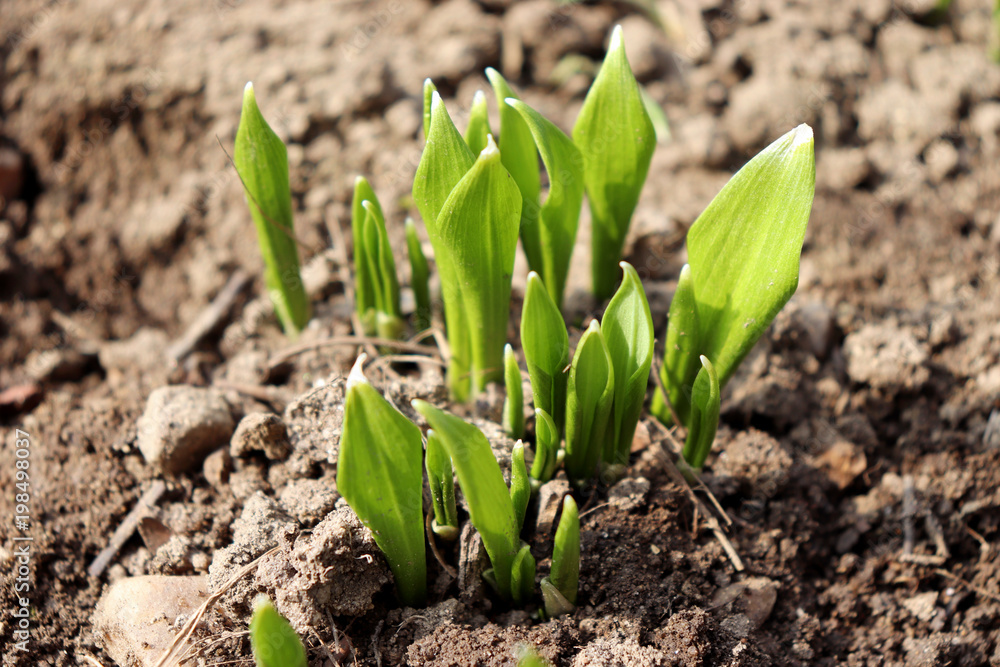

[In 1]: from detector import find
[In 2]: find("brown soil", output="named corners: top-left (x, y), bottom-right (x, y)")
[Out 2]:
top-left (3, 0), bottom-right (1000, 665)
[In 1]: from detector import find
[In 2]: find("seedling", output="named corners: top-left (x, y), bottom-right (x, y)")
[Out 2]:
top-left (351, 177), bottom-right (403, 340)
top-left (249, 595), bottom-right (307, 667)
top-left (682, 356), bottom-right (720, 471)
top-left (520, 272), bottom-right (569, 437)
top-left (572, 26), bottom-right (656, 300)
top-left (506, 97), bottom-right (584, 310)
top-left (541, 494), bottom-right (579, 617)
top-left (600, 262), bottom-right (654, 475)
top-left (531, 407), bottom-right (561, 484)
top-left (235, 82), bottom-right (311, 336)
top-left (564, 320), bottom-right (615, 484)
top-left (425, 431), bottom-right (459, 541)
top-left (465, 90), bottom-right (492, 156)
top-left (405, 217), bottom-right (432, 332)
top-left (338, 356), bottom-right (426, 606)
top-left (652, 124), bottom-right (815, 463)
top-left (412, 399), bottom-right (525, 601)
top-left (510, 440), bottom-right (530, 534)
top-left (503, 344), bottom-right (525, 439)
top-left (413, 94), bottom-right (521, 402)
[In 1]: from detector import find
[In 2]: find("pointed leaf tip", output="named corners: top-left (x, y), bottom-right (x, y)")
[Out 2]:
top-left (347, 354), bottom-right (368, 389)
top-left (483, 133), bottom-right (500, 156)
top-left (609, 24), bottom-right (623, 51)
top-left (791, 123), bottom-right (813, 147)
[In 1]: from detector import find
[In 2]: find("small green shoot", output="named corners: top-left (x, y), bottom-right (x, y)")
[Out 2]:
top-left (520, 272), bottom-right (569, 435)
top-left (235, 82), bottom-right (311, 336)
top-left (338, 356), bottom-right (426, 606)
top-left (515, 644), bottom-right (554, 667)
top-left (564, 320), bottom-right (615, 484)
top-left (542, 494), bottom-right (579, 617)
top-left (653, 124), bottom-right (815, 446)
top-left (249, 595), bottom-right (307, 667)
top-left (506, 98), bottom-right (584, 310)
top-left (531, 408), bottom-right (561, 484)
top-left (600, 262), bottom-right (654, 473)
top-left (572, 27), bottom-right (656, 299)
top-left (352, 179), bottom-right (403, 340)
top-left (682, 355), bottom-right (720, 472)
top-left (510, 440), bottom-right (530, 534)
top-left (486, 68), bottom-right (542, 276)
top-left (414, 95), bottom-right (521, 401)
top-left (405, 217), bottom-right (432, 333)
top-left (426, 431), bottom-right (459, 541)
top-left (465, 90), bottom-right (492, 155)
top-left (503, 344), bottom-right (525, 439)
top-left (511, 542), bottom-right (537, 605)
top-left (412, 400), bottom-right (520, 600)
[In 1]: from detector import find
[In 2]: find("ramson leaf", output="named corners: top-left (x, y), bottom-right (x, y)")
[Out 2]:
top-left (338, 358), bottom-right (426, 606)
top-left (235, 82), bottom-right (311, 335)
top-left (465, 90), bottom-right (492, 155)
top-left (682, 355), bottom-right (720, 470)
top-left (571, 26), bottom-right (656, 299)
top-left (521, 272), bottom-right (569, 434)
top-left (600, 262), bottom-right (654, 469)
top-left (506, 98), bottom-right (584, 310)
top-left (564, 320), bottom-right (615, 483)
top-left (486, 68), bottom-right (542, 273)
top-left (412, 400), bottom-right (520, 600)
top-left (683, 124), bottom-right (815, 390)
top-left (249, 595), bottom-right (307, 667)
top-left (503, 344), bottom-right (525, 439)
top-left (651, 263), bottom-right (700, 426)
top-left (549, 495), bottom-right (579, 607)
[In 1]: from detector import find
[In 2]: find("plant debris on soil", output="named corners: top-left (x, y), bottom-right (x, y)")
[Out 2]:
top-left (2, 1), bottom-right (1000, 666)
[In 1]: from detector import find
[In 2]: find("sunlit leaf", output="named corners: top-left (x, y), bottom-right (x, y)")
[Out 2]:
top-left (465, 90), bottom-right (492, 155)
top-left (682, 355), bottom-right (720, 470)
top-left (520, 272), bottom-right (569, 433)
top-left (564, 320), bottom-right (615, 483)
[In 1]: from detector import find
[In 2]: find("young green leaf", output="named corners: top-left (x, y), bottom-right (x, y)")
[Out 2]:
top-left (412, 399), bottom-right (520, 600)
top-left (515, 644), bottom-right (553, 667)
top-left (682, 124), bottom-right (815, 391)
top-left (521, 272), bottom-right (569, 433)
top-left (425, 431), bottom-right (458, 541)
top-left (547, 494), bottom-right (579, 610)
top-left (681, 355), bottom-right (720, 470)
top-left (413, 91), bottom-right (478, 399)
top-left (433, 134), bottom-right (522, 399)
top-left (486, 68), bottom-right (542, 273)
top-left (249, 595), bottom-right (307, 667)
top-left (351, 176), bottom-right (381, 335)
top-left (405, 217), bottom-right (432, 333)
top-left (531, 408), bottom-right (560, 483)
top-left (600, 262), bottom-right (654, 469)
top-left (505, 98), bottom-right (584, 310)
top-left (361, 199), bottom-right (403, 340)
top-left (564, 320), bottom-right (615, 484)
top-left (651, 263), bottom-right (700, 426)
top-left (465, 90), bottom-right (492, 155)
top-left (235, 82), bottom-right (311, 335)
top-left (639, 84), bottom-right (671, 144)
top-left (510, 542), bottom-right (537, 605)
top-left (571, 26), bottom-right (656, 299)
top-left (503, 344), bottom-right (525, 439)
top-left (338, 357), bottom-right (426, 606)
top-left (510, 440), bottom-right (530, 534)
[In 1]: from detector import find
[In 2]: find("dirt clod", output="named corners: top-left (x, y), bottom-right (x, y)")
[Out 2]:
top-left (136, 385), bottom-right (235, 474)
top-left (230, 412), bottom-right (291, 460)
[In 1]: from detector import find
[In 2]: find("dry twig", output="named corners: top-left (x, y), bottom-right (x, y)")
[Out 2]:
top-left (88, 480), bottom-right (167, 577)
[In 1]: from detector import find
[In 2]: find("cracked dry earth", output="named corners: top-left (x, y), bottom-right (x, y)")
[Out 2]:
top-left (2, 0), bottom-right (1000, 665)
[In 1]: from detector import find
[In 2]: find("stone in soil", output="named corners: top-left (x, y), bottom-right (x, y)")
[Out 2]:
top-left (92, 574), bottom-right (209, 667)
top-left (230, 411), bottom-right (292, 460)
top-left (136, 385), bottom-right (235, 474)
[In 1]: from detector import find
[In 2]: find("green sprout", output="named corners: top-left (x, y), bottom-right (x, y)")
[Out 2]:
top-left (413, 93), bottom-right (521, 402)
top-left (511, 542), bottom-right (537, 606)
top-left (531, 407), bottom-right (561, 484)
top-left (510, 440), bottom-right (531, 534)
top-left (503, 344), bottom-right (525, 439)
top-left (520, 272), bottom-right (569, 438)
top-left (465, 90), bottom-right (492, 155)
top-left (405, 217), bottom-right (432, 333)
top-left (506, 98), bottom-right (584, 310)
top-left (352, 177), bottom-right (403, 340)
top-left (564, 320), bottom-right (615, 484)
top-left (515, 644), bottom-right (554, 667)
top-left (682, 356), bottom-right (721, 472)
top-left (235, 82), bottom-right (311, 336)
top-left (338, 356), bottom-right (426, 606)
top-left (652, 124), bottom-right (816, 464)
top-left (486, 68), bottom-right (542, 280)
top-left (600, 262), bottom-right (654, 477)
top-left (541, 494), bottom-right (579, 617)
top-left (572, 26), bottom-right (656, 300)
top-left (249, 595), bottom-right (307, 667)
top-left (412, 400), bottom-right (523, 600)
top-left (425, 431), bottom-right (459, 541)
